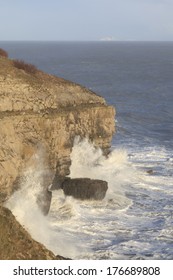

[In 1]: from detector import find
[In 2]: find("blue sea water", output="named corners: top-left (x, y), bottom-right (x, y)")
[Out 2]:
top-left (2, 41), bottom-right (173, 259)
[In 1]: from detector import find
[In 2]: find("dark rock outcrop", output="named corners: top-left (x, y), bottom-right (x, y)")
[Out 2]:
top-left (146, 169), bottom-right (154, 175)
top-left (37, 189), bottom-right (52, 215)
top-left (51, 175), bottom-right (66, 190)
top-left (61, 177), bottom-right (108, 200)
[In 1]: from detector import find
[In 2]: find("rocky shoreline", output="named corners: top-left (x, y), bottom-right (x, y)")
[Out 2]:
top-left (0, 52), bottom-right (115, 259)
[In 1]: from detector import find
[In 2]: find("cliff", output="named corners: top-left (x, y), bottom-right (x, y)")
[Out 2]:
top-left (0, 56), bottom-right (115, 203)
top-left (0, 55), bottom-right (115, 259)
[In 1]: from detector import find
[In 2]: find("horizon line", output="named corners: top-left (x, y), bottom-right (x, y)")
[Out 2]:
top-left (1, 39), bottom-right (173, 43)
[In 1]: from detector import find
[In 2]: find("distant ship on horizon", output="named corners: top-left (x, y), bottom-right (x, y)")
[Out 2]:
top-left (99, 36), bottom-right (116, 41)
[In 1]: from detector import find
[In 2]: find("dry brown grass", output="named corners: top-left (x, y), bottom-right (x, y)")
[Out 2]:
top-left (13, 59), bottom-right (38, 74)
top-left (0, 48), bottom-right (8, 58)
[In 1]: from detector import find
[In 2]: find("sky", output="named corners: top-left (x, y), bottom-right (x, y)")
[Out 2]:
top-left (0, 0), bottom-right (173, 41)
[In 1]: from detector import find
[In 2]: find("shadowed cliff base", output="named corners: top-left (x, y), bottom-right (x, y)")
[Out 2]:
top-left (0, 206), bottom-right (65, 260)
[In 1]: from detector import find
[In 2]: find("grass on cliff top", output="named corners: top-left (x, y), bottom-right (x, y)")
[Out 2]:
top-left (0, 48), bottom-right (104, 104)
top-left (0, 48), bottom-right (8, 58)
top-left (13, 59), bottom-right (38, 75)
top-left (0, 55), bottom-right (60, 82)
top-left (0, 50), bottom-right (75, 87)
top-left (0, 48), bottom-right (38, 75)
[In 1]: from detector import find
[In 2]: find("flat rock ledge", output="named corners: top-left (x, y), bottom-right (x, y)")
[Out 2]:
top-left (52, 177), bottom-right (108, 200)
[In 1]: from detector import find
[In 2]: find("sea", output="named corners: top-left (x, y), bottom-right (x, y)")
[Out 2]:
top-left (2, 41), bottom-right (173, 260)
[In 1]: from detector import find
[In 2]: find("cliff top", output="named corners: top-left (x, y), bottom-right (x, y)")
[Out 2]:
top-left (0, 55), bottom-right (106, 114)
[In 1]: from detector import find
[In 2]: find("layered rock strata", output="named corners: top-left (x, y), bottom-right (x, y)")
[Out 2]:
top-left (0, 55), bottom-right (115, 259)
top-left (0, 56), bottom-right (115, 204)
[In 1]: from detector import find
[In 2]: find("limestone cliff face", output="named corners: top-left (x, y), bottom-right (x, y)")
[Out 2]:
top-left (0, 56), bottom-right (115, 204)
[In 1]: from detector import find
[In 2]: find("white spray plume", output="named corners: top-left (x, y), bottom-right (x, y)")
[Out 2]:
top-left (5, 150), bottom-right (80, 259)
top-left (69, 137), bottom-right (135, 205)
top-left (5, 137), bottom-right (136, 259)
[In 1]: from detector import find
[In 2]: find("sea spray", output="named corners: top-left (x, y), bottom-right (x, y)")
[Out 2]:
top-left (6, 152), bottom-right (81, 259)
top-left (5, 160), bottom-right (52, 246)
top-left (6, 137), bottom-right (137, 259)
top-left (69, 137), bottom-right (135, 208)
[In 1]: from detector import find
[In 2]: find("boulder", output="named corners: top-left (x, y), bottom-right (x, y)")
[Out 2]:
top-left (51, 175), bottom-right (65, 190)
top-left (146, 169), bottom-right (154, 174)
top-left (61, 177), bottom-right (108, 200)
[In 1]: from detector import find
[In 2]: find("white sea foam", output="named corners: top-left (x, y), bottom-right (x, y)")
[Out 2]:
top-left (5, 152), bottom-right (80, 259)
top-left (69, 137), bottom-right (135, 206)
top-left (5, 138), bottom-right (173, 259)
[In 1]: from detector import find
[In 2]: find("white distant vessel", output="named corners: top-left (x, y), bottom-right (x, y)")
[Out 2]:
top-left (99, 36), bottom-right (116, 41)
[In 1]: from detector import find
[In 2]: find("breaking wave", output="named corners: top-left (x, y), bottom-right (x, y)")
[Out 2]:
top-left (6, 137), bottom-right (173, 259)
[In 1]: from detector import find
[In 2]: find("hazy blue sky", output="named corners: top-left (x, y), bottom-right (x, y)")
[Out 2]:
top-left (0, 0), bottom-right (173, 41)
